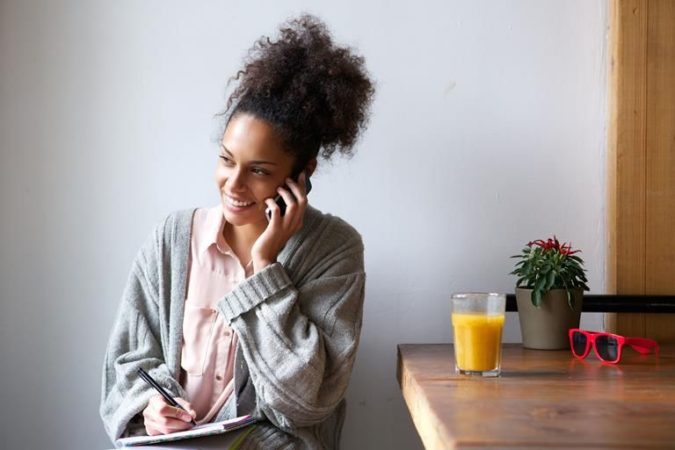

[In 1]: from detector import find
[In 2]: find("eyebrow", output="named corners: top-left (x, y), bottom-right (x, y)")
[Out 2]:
top-left (220, 144), bottom-right (278, 166)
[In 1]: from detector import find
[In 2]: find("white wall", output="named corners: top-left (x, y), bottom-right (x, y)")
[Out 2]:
top-left (0, 1), bottom-right (608, 449)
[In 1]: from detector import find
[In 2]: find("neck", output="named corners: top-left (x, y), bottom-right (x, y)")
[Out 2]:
top-left (223, 220), bottom-right (266, 258)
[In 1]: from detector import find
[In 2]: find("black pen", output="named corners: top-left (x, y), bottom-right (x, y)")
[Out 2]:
top-left (137, 367), bottom-right (197, 426)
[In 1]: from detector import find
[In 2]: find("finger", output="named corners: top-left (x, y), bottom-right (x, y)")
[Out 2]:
top-left (146, 416), bottom-right (194, 435)
top-left (276, 185), bottom-right (301, 225)
top-left (147, 395), bottom-right (194, 423)
top-left (265, 198), bottom-right (281, 225)
top-left (285, 175), bottom-right (307, 230)
top-left (285, 174), bottom-right (308, 208)
top-left (143, 395), bottom-right (192, 436)
top-left (145, 404), bottom-right (195, 429)
top-left (286, 172), bottom-right (307, 195)
top-left (175, 398), bottom-right (197, 419)
top-left (157, 403), bottom-right (195, 423)
top-left (276, 185), bottom-right (297, 212)
top-left (144, 406), bottom-right (194, 428)
top-left (160, 415), bottom-right (195, 431)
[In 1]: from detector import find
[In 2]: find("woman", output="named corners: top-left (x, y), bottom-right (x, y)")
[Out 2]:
top-left (100, 14), bottom-right (374, 449)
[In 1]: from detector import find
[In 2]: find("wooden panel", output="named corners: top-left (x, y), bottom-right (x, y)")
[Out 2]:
top-left (398, 344), bottom-right (675, 449)
top-left (644, 0), bottom-right (675, 340)
top-left (607, 0), bottom-right (675, 340)
top-left (606, 0), bottom-right (649, 336)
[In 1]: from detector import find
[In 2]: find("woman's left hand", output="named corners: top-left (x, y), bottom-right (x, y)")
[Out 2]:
top-left (251, 172), bottom-right (309, 273)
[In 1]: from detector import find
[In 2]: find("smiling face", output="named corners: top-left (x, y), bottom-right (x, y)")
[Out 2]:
top-left (215, 113), bottom-right (295, 227)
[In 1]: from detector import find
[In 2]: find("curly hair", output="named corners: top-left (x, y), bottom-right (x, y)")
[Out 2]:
top-left (223, 14), bottom-right (375, 172)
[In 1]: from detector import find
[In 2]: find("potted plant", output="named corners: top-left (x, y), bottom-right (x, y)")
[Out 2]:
top-left (510, 236), bottom-right (589, 350)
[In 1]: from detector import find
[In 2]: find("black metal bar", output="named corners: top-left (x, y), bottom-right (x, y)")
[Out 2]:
top-left (505, 294), bottom-right (675, 313)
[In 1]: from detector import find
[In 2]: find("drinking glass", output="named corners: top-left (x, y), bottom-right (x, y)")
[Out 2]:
top-left (451, 292), bottom-right (506, 377)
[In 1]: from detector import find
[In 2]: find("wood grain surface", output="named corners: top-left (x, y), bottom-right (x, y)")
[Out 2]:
top-left (607, 0), bottom-right (675, 340)
top-left (398, 344), bottom-right (675, 449)
top-left (643, 0), bottom-right (675, 341)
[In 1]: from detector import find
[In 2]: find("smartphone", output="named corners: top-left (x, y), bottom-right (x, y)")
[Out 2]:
top-left (266, 172), bottom-right (312, 220)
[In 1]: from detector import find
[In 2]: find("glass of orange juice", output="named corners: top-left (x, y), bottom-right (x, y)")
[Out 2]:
top-left (451, 292), bottom-right (506, 377)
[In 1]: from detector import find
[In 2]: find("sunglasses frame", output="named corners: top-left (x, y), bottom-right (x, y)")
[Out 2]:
top-left (568, 328), bottom-right (659, 364)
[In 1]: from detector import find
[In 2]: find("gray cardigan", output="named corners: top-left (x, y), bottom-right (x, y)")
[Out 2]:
top-left (100, 206), bottom-right (365, 449)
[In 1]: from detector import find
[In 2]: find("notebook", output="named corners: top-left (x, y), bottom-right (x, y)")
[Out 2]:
top-left (115, 415), bottom-right (256, 447)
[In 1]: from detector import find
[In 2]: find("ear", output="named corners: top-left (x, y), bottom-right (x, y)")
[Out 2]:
top-left (305, 158), bottom-right (318, 178)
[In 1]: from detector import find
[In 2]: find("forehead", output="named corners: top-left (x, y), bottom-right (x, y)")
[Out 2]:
top-left (222, 113), bottom-right (290, 162)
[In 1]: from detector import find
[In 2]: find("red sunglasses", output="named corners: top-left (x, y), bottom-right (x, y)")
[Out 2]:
top-left (568, 328), bottom-right (659, 364)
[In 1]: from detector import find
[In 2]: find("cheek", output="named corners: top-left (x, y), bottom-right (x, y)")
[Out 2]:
top-left (251, 182), bottom-right (276, 202)
top-left (214, 166), bottom-right (226, 187)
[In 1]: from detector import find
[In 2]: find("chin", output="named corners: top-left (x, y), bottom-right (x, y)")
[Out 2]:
top-left (221, 202), bottom-right (265, 226)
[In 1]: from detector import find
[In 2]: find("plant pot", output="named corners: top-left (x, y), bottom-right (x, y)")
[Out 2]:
top-left (515, 287), bottom-right (583, 350)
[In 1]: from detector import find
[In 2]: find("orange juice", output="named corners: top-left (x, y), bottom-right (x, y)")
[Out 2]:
top-left (452, 313), bottom-right (505, 372)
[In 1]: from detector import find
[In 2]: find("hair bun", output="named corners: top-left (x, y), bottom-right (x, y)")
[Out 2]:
top-left (224, 14), bottom-right (375, 162)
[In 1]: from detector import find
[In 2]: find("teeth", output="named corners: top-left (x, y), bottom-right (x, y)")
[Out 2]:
top-left (226, 196), bottom-right (254, 207)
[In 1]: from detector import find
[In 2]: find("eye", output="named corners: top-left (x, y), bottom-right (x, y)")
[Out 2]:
top-left (251, 167), bottom-right (269, 176)
top-left (219, 155), bottom-right (234, 165)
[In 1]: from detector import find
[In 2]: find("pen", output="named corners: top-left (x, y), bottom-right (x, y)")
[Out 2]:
top-left (137, 367), bottom-right (197, 426)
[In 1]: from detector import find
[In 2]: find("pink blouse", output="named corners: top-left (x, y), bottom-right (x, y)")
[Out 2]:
top-left (180, 205), bottom-right (253, 423)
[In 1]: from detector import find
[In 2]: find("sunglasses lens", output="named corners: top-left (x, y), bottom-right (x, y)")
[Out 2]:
top-left (571, 331), bottom-right (587, 356)
top-left (596, 335), bottom-right (619, 361)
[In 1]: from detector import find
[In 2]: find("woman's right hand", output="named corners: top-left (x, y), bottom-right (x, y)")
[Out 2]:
top-left (142, 394), bottom-right (197, 435)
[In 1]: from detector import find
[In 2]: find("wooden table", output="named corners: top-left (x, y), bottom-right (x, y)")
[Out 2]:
top-left (397, 343), bottom-right (675, 449)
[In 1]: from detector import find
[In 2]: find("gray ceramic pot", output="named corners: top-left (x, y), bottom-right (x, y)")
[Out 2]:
top-left (515, 287), bottom-right (583, 350)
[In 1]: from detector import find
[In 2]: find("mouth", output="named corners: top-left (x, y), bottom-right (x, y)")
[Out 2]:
top-left (223, 194), bottom-right (256, 212)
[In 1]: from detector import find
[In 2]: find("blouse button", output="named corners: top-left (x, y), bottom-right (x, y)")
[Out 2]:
top-left (216, 375), bottom-right (222, 381)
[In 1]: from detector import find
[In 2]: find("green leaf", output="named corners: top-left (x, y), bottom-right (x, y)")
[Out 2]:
top-left (567, 289), bottom-right (575, 309)
top-left (516, 277), bottom-right (528, 287)
top-left (532, 289), bottom-right (542, 307)
top-left (534, 275), bottom-right (546, 293)
top-left (546, 270), bottom-right (555, 291)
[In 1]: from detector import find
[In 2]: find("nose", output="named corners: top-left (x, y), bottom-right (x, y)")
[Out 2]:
top-left (227, 167), bottom-right (246, 192)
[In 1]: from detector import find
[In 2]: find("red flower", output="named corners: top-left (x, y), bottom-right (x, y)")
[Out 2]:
top-left (528, 235), bottom-right (581, 255)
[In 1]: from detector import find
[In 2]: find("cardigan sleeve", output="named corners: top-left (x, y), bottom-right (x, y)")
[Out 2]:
top-left (217, 222), bottom-right (365, 431)
top-left (99, 221), bottom-right (187, 442)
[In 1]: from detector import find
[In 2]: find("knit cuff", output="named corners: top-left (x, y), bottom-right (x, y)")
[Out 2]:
top-left (219, 262), bottom-right (292, 321)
